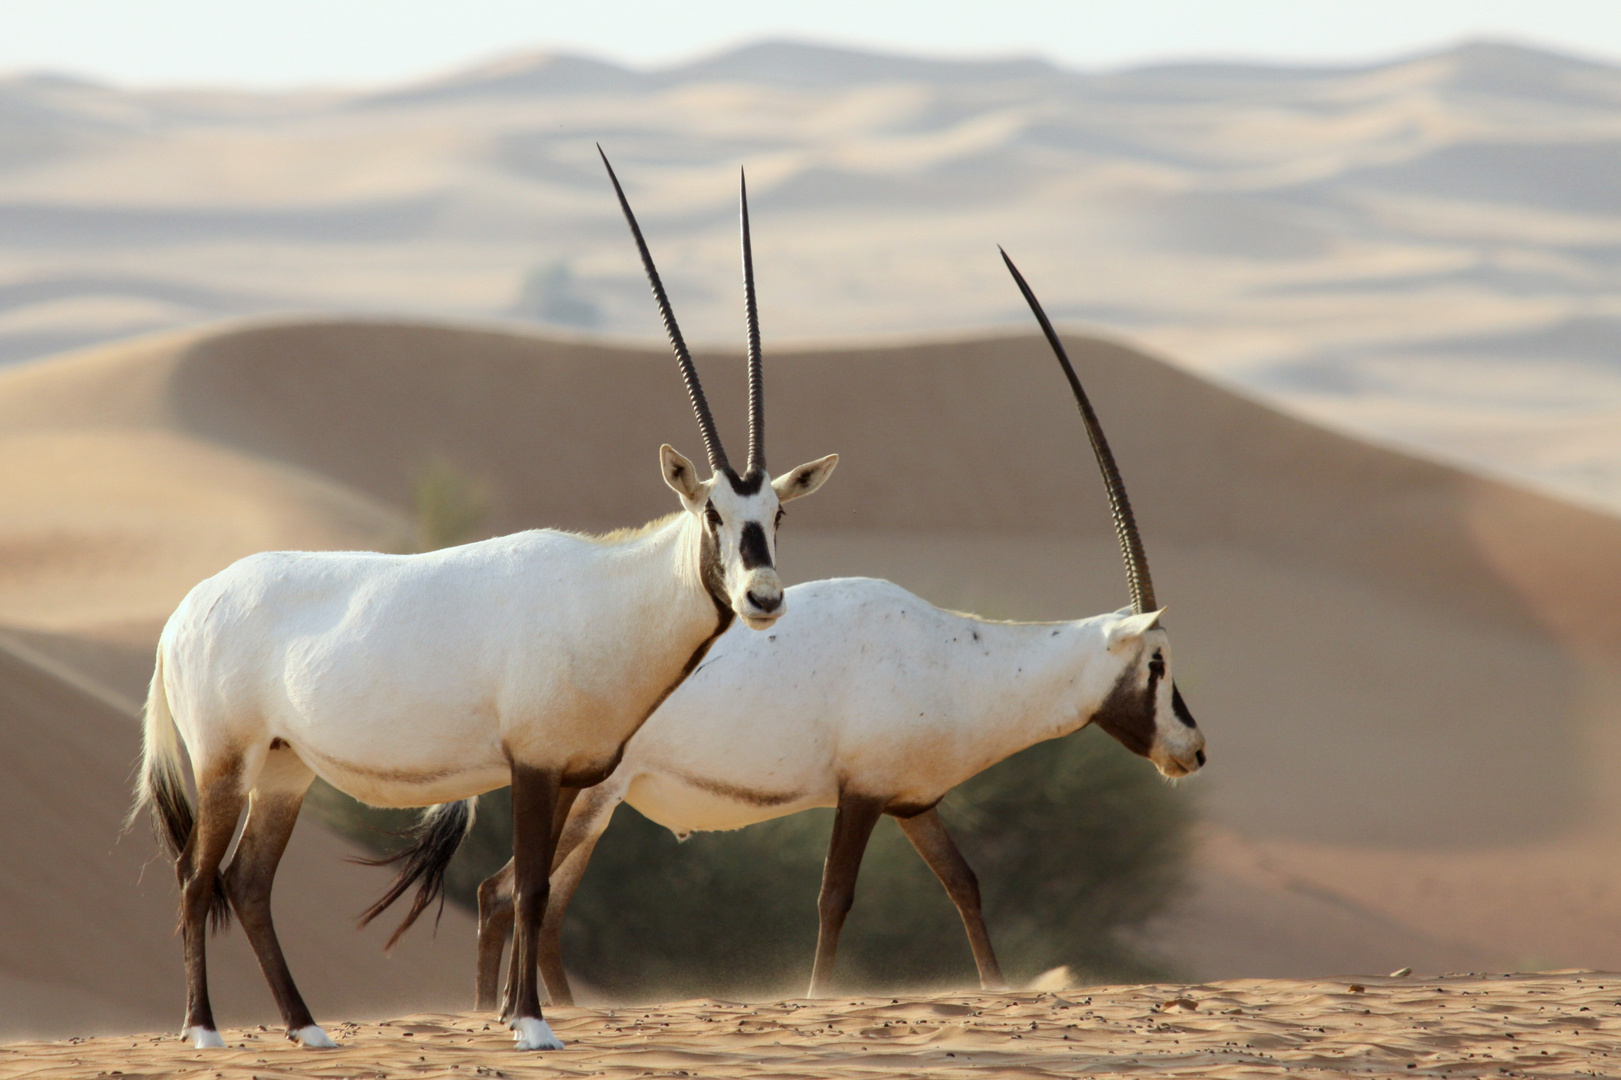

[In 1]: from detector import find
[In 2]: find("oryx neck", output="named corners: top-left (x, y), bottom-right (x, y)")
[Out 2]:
top-left (599, 510), bottom-right (728, 624)
top-left (944, 614), bottom-right (1128, 764)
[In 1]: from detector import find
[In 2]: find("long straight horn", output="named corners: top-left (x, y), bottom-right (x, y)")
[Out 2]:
top-left (599, 144), bottom-right (730, 474)
top-left (740, 168), bottom-right (765, 476)
top-left (1000, 247), bottom-right (1157, 614)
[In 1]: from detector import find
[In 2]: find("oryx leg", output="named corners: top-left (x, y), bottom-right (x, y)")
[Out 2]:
top-left (536, 781), bottom-right (622, 1006)
top-left (894, 807), bottom-right (1005, 990)
top-left (477, 784), bottom-right (581, 1011)
top-left (178, 766), bottom-right (247, 1049)
top-left (806, 792), bottom-right (884, 997)
top-left (504, 765), bottom-right (564, 1050)
top-left (475, 860), bottom-right (515, 1012)
top-left (222, 747), bottom-right (333, 1046)
top-left (482, 780), bottom-right (623, 1011)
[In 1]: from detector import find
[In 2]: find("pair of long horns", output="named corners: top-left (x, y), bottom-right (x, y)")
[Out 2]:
top-left (600, 146), bottom-right (766, 478)
top-left (1000, 248), bottom-right (1158, 616)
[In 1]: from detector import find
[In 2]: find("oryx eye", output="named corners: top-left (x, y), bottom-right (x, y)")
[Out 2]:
top-left (1148, 652), bottom-right (1165, 678)
top-left (774, 507), bottom-right (786, 528)
top-left (704, 503), bottom-right (722, 530)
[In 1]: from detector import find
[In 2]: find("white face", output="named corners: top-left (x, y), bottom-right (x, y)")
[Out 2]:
top-left (702, 472), bottom-right (787, 629)
top-left (661, 445), bottom-right (838, 630)
top-left (1098, 618), bottom-right (1206, 779)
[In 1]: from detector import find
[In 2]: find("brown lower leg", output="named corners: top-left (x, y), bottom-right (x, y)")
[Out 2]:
top-left (487, 784), bottom-right (604, 1012)
top-left (226, 790), bottom-right (318, 1034)
top-left (536, 787), bottom-right (618, 1006)
top-left (895, 807), bottom-right (1005, 989)
top-left (806, 792), bottom-right (883, 997)
top-left (475, 861), bottom-right (515, 1012)
top-left (505, 765), bottom-right (560, 1023)
top-left (180, 778), bottom-right (246, 1035)
top-left (551, 786), bottom-right (580, 853)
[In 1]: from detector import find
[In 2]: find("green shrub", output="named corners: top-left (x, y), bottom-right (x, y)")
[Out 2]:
top-left (411, 456), bottom-right (494, 553)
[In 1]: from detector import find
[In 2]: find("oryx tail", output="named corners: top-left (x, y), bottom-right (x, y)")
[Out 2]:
top-left (129, 649), bottom-right (232, 930)
top-left (354, 797), bottom-right (478, 950)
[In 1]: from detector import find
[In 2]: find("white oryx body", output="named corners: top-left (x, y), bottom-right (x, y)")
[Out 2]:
top-left (623, 577), bottom-right (1195, 838)
top-left (158, 519), bottom-right (722, 815)
top-left (132, 150), bottom-right (840, 1054)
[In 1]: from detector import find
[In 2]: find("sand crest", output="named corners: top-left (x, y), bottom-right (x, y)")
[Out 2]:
top-left (3, 974), bottom-right (1618, 1079)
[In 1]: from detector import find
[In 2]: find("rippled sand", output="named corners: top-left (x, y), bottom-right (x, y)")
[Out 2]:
top-left (4, 974), bottom-right (1618, 1079)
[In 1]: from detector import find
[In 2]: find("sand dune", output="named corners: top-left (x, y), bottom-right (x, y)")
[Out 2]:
top-left (3, 40), bottom-right (1621, 509)
top-left (6, 974), bottom-right (1619, 1078)
top-left (1, 316), bottom-right (1620, 1018)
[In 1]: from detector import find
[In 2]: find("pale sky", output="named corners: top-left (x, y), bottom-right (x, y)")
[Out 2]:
top-left (0, 0), bottom-right (1618, 88)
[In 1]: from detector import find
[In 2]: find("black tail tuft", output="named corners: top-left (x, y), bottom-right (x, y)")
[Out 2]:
top-left (148, 762), bottom-right (193, 861)
top-left (148, 764), bottom-right (234, 934)
top-left (354, 799), bottom-right (475, 951)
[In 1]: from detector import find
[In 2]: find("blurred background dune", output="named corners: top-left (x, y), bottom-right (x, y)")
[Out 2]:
top-left (5, 21), bottom-right (1621, 1038)
top-left (6, 39), bottom-right (1621, 508)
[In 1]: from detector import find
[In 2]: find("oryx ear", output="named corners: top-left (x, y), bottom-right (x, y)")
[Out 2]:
top-left (660, 444), bottom-right (704, 503)
top-left (1105, 608), bottom-right (1166, 648)
top-left (773, 453), bottom-right (838, 503)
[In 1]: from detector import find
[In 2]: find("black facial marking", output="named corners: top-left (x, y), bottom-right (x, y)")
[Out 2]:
top-left (739, 521), bottom-right (772, 570)
top-left (1143, 646), bottom-right (1165, 722)
top-left (704, 500), bottom-right (722, 532)
top-left (1171, 683), bottom-right (1197, 728)
top-left (697, 516), bottom-right (732, 617)
top-left (1092, 665), bottom-right (1157, 758)
top-left (722, 466), bottom-right (766, 496)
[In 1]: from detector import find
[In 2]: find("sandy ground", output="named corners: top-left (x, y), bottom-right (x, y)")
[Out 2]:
top-left (6, 975), bottom-right (1621, 1079)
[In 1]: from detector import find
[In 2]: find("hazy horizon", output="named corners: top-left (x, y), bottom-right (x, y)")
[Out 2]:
top-left (2, 0), bottom-right (1619, 89)
top-left (3, 32), bottom-right (1616, 92)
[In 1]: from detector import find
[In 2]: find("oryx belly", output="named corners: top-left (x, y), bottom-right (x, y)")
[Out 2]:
top-left (624, 772), bottom-right (831, 835)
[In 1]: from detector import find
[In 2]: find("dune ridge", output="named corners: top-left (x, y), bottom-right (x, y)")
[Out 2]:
top-left (3, 40), bottom-right (1621, 509)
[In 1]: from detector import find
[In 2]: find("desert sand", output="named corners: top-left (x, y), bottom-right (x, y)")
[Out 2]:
top-left (2, 316), bottom-right (1621, 1045)
top-left (6, 974), bottom-right (1621, 1079)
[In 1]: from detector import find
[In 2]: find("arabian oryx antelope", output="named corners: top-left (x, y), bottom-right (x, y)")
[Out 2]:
top-left (381, 251), bottom-right (1206, 1006)
top-left (128, 149), bottom-right (839, 1052)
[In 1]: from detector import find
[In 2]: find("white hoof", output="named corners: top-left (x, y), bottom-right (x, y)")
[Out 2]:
top-left (510, 1016), bottom-right (564, 1051)
top-left (293, 1024), bottom-right (337, 1048)
top-left (186, 1026), bottom-right (225, 1049)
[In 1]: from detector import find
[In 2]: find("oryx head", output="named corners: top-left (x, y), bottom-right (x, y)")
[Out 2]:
top-left (1002, 249), bottom-right (1206, 779)
top-left (604, 149), bottom-right (837, 630)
